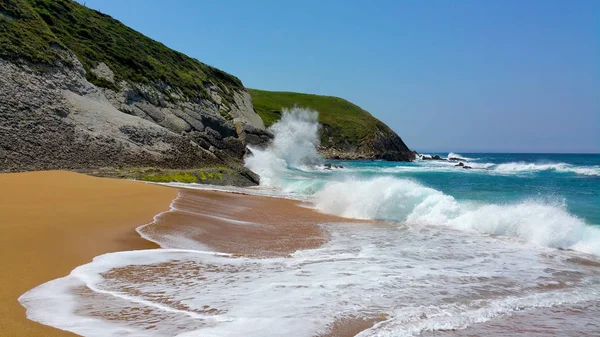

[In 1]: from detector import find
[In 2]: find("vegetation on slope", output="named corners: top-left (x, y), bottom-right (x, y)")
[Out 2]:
top-left (0, 0), bottom-right (64, 64)
top-left (83, 167), bottom-right (231, 184)
top-left (249, 89), bottom-right (407, 152)
top-left (0, 0), bottom-right (242, 102)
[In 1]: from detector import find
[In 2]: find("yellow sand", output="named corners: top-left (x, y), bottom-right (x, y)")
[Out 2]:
top-left (0, 170), bottom-right (376, 337)
top-left (0, 171), bottom-right (177, 337)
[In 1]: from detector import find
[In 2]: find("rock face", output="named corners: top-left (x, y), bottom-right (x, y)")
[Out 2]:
top-left (318, 123), bottom-right (414, 161)
top-left (0, 0), bottom-right (270, 185)
top-left (0, 56), bottom-right (261, 185)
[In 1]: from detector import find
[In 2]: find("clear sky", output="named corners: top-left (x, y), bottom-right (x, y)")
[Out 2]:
top-left (77, 0), bottom-right (598, 153)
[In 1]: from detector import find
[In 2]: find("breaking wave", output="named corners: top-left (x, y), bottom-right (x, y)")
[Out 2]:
top-left (493, 162), bottom-right (600, 176)
top-left (415, 155), bottom-right (599, 176)
top-left (241, 111), bottom-right (600, 255)
top-left (315, 176), bottom-right (600, 255)
top-left (244, 107), bottom-right (322, 186)
top-left (447, 152), bottom-right (475, 161)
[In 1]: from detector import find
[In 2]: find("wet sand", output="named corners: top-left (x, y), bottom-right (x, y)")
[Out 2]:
top-left (2, 171), bottom-right (373, 337)
top-left (5, 171), bottom-right (596, 337)
top-left (0, 171), bottom-right (176, 337)
top-left (141, 188), bottom-right (360, 257)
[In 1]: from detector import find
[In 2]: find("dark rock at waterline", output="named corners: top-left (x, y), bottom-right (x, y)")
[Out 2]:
top-left (244, 147), bottom-right (254, 159)
top-left (422, 154), bottom-right (445, 161)
top-left (324, 163), bottom-right (332, 170)
top-left (379, 151), bottom-right (416, 162)
top-left (455, 162), bottom-right (464, 167)
top-left (449, 157), bottom-right (466, 161)
top-left (463, 165), bottom-right (472, 169)
top-left (236, 124), bottom-right (274, 148)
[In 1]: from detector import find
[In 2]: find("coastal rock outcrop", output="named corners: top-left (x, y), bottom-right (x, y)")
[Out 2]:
top-left (0, 0), bottom-right (264, 185)
top-left (249, 89), bottom-right (415, 161)
top-left (0, 58), bottom-right (259, 186)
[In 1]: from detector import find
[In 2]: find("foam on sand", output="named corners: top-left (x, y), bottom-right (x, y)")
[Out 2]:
top-left (0, 170), bottom-right (176, 337)
top-left (19, 222), bottom-right (600, 337)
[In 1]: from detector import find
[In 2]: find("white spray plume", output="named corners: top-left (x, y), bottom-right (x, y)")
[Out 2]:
top-left (245, 107), bottom-right (322, 186)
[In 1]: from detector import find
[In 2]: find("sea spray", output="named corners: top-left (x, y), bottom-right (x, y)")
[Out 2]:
top-left (244, 116), bottom-right (600, 255)
top-left (245, 107), bottom-right (322, 186)
top-left (315, 176), bottom-right (600, 255)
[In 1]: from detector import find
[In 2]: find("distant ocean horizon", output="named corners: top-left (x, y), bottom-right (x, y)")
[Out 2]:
top-left (414, 150), bottom-right (600, 155)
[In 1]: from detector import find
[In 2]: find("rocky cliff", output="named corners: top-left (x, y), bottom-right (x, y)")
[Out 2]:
top-left (0, 0), bottom-right (271, 185)
top-left (249, 89), bottom-right (415, 161)
top-left (0, 0), bottom-right (414, 186)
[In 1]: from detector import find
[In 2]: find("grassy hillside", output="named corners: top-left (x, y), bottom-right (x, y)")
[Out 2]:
top-left (249, 89), bottom-right (406, 151)
top-left (0, 0), bottom-right (242, 102)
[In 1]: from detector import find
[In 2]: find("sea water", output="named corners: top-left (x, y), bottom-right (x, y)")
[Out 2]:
top-left (19, 108), bottom-right (600, 336)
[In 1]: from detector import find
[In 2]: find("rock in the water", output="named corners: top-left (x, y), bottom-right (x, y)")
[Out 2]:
top-left (455, 162), bottom-right (465, 167)
top-left (463, 165), bottom-right (472, 169)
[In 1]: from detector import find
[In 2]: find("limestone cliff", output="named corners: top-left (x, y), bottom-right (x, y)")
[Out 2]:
top-left (0, 0), bottom-right (270, 185)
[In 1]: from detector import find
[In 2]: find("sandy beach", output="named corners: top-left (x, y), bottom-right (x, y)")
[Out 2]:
top-left (1, 170), bottom-right (362, 337)
top-left (0, 171), bottom-right (176, 337)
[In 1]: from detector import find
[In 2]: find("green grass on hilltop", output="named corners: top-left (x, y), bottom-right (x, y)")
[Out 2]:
top-left (0, 0), bottom-right (243, 102)
top-left (248, 89), bottom-right (395, 148)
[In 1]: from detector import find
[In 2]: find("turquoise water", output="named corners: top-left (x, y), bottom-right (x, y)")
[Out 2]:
top-left (251, 152), bottom-right (600, 255)
top-left (331, 153), bottom-right (600, 226)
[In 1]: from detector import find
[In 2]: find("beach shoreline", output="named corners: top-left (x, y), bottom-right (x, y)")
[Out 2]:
top-left (2, 170), bottom-right (370, 337)
top-left (0, 171), bottom-right (176, 337)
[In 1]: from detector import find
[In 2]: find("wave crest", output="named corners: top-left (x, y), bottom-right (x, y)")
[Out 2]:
top-left (315, 176), bottom-right (600, 255)
top-left (493, 162), bottom-right (600, 176)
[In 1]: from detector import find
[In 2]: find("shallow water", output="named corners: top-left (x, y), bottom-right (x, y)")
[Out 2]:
top-left (19, 207), bottom-right (600, 336)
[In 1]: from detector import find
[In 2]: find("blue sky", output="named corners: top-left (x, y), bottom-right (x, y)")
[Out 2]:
top-left (78, 0), bottom-right (598, 153)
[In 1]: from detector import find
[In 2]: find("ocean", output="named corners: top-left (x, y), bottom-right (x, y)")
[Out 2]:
top-left (19, 109), bottom-right (600, 336)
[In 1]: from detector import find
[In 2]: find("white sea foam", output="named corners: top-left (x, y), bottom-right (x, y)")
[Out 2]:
top-left (493, 162), bottom-right (600, 176)
top-left (245, 107), bottom-right (322, 186)
top-left (19, 223), bottom-right (600, 337)
top-left (384, 160), bottom-right (599, 176)
top-left (315, 176), bottom-right (600, 256)
top-left (413, 153), bottom-right (599, 176)
top-left (446, 152), bottom-right (475, 161)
